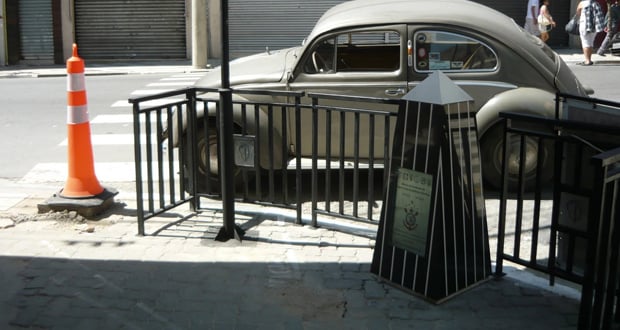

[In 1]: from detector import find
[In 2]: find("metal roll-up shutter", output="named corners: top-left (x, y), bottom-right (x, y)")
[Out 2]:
top-left (19, 0), bottom-right (54, 62)
top-left (228, 0), bottom-right (346, 58)
top-left (75, 0), bottom-right (186, 60)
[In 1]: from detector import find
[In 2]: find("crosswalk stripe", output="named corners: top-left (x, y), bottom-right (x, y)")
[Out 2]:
top-left (19, 162), bottom-right (180, 183)
top-left (131, 89), bottom-right (176, 95)
top-left (161, 77), bottom-right (201, 81)
top-left (147, 82), bottom-right (195, 87)
top-left (58, 134), bottom-right (158, 146)
top-left (113, 98), bottom-right (185, 108)
top-left (91, 114), bottom-right (133, 124)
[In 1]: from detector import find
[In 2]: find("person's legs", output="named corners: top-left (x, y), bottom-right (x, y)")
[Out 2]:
top-left (597, 31), bottom-right (614, 55)
top-left (580, 31), bottom-right (596, 64)
top-left (583, 46), bottom-right (593, 63)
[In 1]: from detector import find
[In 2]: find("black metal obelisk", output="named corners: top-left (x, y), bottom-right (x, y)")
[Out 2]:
top-left (371, 71), bottom-right (491, 303)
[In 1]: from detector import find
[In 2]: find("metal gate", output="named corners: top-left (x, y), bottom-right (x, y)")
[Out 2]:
top-left (74, 0), bottom-right (187, 60)
top-left (18, 0), bottom-right (54, 62)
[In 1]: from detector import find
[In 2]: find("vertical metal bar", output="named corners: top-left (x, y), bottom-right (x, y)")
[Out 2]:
top-left (187, 90), bottom-right (199, 210)
top-left (548, 135), bottom-right (564, 286)
top-left (353, 112), bottom-right (360, 218)
top-left (495, 118), bottom-right (510, 276)
top-left (156, 109), bottom-right (165, 209)
top-left (204, 102), bottom-right (216, 195)
top-left (167, 106), bottom-right (176, 204)
top-left (218, 0), bottom-right (237, 239)
top-left (325, 109), bottom-right (332, 213)
top-left (281, 105), bottom-right (289, 204)
top-left (240, 103), bottom-right (249, 199)
top-left (530, 137), bottom-right (544, 263)
top-left (254, 104), bottom-right (262, 201)
top-left (513, 134), bottom-right (526, 259)
top-left (268, 105), bottom-right (275, 201)
top-left (311, 97), bottom-right (319, 227)
top-left (367, 114), bottom-right (376, 221)
top-left (295, 95), bottom-right (302, 225)
top-left (339, 110), bottom-right (346, 214)
top-left (145, 111), bottom-right (154, 215)
top-left (132, 101), bottom-right (145, 235)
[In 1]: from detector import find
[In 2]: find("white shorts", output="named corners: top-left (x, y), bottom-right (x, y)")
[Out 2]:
top-left (580, 30), bottom-right (596, 48)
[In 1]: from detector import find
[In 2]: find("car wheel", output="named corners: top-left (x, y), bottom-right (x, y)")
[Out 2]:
top-left (184, 122), bottom-right (241, 194)
top-left (480, 123), bottom-right (553, 192)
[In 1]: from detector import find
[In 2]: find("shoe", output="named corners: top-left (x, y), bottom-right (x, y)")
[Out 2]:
top-left (577, 61), bottom-right (594, 66)
top-left (597, 52), bottom-right (606, 57)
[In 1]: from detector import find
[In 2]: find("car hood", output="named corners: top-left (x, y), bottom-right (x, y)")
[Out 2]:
top-left (194, 47), bottom-right (299, 88)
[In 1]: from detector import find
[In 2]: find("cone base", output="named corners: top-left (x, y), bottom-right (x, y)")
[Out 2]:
top-left (38, 187), bottom-right (118, 218)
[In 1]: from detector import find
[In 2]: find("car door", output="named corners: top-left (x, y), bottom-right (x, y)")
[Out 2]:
top-left (287, 25), bottom-right (408, 160)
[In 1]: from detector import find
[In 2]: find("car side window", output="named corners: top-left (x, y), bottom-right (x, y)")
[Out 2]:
top-left (413, 31), bottom-right (497, 72)
top-left (304, 30), bottom-right (400, 74)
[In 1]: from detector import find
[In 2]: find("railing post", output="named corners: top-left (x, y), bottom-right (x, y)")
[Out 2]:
top-left (495, 118), bottom-right (509, 277)
top-left (295, 94), bottom-right (303, 225)
top-left (132, 101), bottom-right (145, 236)
top-left (186, 89), bottom-right (199, 211)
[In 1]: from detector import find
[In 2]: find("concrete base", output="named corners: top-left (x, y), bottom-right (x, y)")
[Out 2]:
top-left (37, 187), bottom-right (119, 219)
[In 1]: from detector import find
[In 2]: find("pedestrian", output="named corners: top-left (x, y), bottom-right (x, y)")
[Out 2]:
top-left (538, 0), bottom-right (556, 43)
top-left (597, 0), bottom-right (620, 56)
top-left (576, 0), bottom-right (605, 65)
top-left (524, 0), bottom-right (541, 37)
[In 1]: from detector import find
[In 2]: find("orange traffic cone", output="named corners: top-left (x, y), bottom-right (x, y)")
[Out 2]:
top-left (60, 44), bottom-right (104, 198)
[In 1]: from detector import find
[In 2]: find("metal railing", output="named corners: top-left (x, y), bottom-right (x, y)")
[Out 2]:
top-left (129, 88), bottom-right (399, 235)
top-left (494, 93), bottom-right (620, 330)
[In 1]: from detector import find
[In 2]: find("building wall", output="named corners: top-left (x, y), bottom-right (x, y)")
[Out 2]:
top-left (3, 0), bottom-right (606, 65)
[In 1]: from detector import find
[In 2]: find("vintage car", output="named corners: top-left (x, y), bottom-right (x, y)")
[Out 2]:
top-left (190, 0), bottom-right (593, 191)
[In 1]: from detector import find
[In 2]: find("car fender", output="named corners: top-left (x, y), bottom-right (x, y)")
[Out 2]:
top-left (170, 93), bottom-right (287, 170)
top-left (476, 87), bottom-right (557, 137)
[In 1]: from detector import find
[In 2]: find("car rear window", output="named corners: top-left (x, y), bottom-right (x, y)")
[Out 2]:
top-left (413, 31), bottom-right (498, 72)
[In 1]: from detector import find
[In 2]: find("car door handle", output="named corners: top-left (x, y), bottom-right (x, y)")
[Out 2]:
top-left (385, 88), bottom-right (406, 96)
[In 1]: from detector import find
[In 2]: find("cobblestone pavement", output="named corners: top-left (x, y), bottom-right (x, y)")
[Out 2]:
top-left (0, 191), bottom-right (582, 330)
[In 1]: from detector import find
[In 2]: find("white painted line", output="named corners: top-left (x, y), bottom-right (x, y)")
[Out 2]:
top-left (91, 114), bottom-right (133, 124)
top-left (161, 77), bottom-right (201, 81)
top-left (19, 161), bottom-right (180, 183)
top-left (112, 98), bottom-right (185, 108)
top-left (147, 82), bottom-right (194, 87)
top-left (58, 134), bottom-right (158, 146)
top-left (130, 89), bottom-right (176, 96)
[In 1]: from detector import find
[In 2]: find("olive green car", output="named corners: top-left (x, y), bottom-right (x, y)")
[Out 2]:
top-left (191, 0), bottom-right (593, 190)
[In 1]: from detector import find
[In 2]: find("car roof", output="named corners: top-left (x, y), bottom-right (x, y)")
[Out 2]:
top-left (307, 0), bottom-right (522, 43)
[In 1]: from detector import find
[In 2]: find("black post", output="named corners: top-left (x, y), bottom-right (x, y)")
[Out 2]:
top-left (215, 0), bottom-right (243, 241)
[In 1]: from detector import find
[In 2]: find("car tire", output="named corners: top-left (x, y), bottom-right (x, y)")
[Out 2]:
top-left (480, 123), bottom-right (554, 192)
top-left (183, 122), bottom-right (242, 195)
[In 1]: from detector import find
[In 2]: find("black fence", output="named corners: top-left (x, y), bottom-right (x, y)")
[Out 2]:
top-left (131, 88), bottom-right (620, 328)
top-left (494, 93), bottom-right (620, 330)
top-left (129, 87), bottom-right (400, 236)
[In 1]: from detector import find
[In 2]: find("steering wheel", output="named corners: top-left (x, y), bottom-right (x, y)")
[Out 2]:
top-left (312, 51), bottom-right (329, 73)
